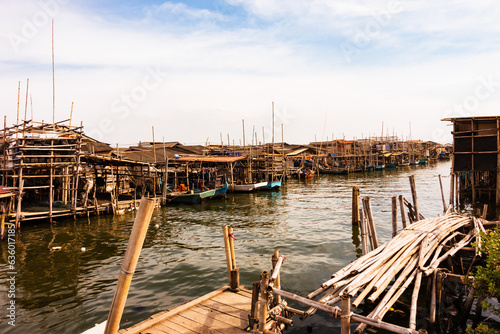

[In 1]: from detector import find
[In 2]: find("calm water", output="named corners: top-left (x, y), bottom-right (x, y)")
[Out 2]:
top-left (0, 161), bottom-right (453, 334)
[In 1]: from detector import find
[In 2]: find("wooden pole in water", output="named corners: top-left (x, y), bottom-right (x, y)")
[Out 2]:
top-left (104, 198), bottom-right (155, 334)
top-left (259, 271), bottom-right (269, 333)
top-left (398, 195), bottom-right (407, 229)
top-left (341, 295), bottom-right (351, 334)
top-left (409, 175), bottom-right (420, 221)
top-left (222, 225), bottom-right (233, 286)
top-left (438, 174), bottom-right (446, 213)
top-left (352, 186), bottom-right (360, 225)
top-left (391, 196), bottom-right (398, 238)
top-left (363, 197), bottom-right (379, 249)
top-left (52, 19), bottom-right (55, 125)
top-left (272, 249), bottom-right (281, 304)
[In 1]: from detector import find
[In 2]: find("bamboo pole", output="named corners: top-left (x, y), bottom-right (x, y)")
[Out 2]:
top-left (52, 19), bottom-right (55, 125)
top-left (259, 271), bottom-right (269, 333)
top-left (438, 174), bottom-right (446, 213)
top-left (352, 187), bottom-right (360, 225)
top-left (398, 195), bottom-right (407, 229)
top-left (222, 225), bottom-right (233, 286)
top-left (341, 295), bottom-right (351, 334)
top-left (409, 175), bottom-right (420, 221)
top-left (249, 281), bottom-right (260, 331)
top-left (391, 196), bottom-right (398, 237)
top-left (104, 197), bottom-right (155, 334)
top-left (271, 249), bottom-right (282, 304)
top-left (362, 197), bottom-right (379, 249)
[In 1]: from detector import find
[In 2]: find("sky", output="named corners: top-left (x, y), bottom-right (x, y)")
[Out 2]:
top-left (1, 0), bottom-right (500, 146)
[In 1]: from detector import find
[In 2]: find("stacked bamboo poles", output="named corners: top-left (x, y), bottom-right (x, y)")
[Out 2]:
top-left (258, 212), bottom-right (479, 334)
top-left (222, 225), bottom-right (239, 291)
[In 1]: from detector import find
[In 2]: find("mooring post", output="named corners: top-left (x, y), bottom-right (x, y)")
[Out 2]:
top-left (104, 197), bottom-right (155, 334)
top-left (249, 281), bottom-right (260, 331)
top-left (352, 186), bottom-right (360, 225)
top-left (341, 295), bottom-right (351, 334)
top-left (409, 175), bottom-right (420, 221)
top-left (438, 174), bottom-right (447, 213)
top-left (398, 195), bottom-right (407, 229)
top-left (259, 271), bottom-right (269, 333)
top-left (391, 196), bottom-right (398, 238)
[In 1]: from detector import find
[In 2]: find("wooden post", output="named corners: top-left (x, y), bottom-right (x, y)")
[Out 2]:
top-left (438, 174), bottom-right (446, 213)
top-left (259, 271), bottom-right (269, 333)
top-left (341, 295), bottom-right (351, 334)
top-left (272, 249), bottom-right (281, 305)
top-left (449, 173), bottom-right (455, 208)
top-left (482, 204), bottom-right (488, 220)
top-left (362, 197), bottom-right (379, 249)
top-left (398, 195), bottom-right (407, 229)
top-left (104, 197), bottom-right (156, 334)
top-left (49, 139), bottom-right (54, 223)
top-left (352, 186), bottom-right (360, 225)
top-left (409, 175), bottom-right (420, 221)
top-left (391, 196), bottom-right (398, 238)
top-left (250, 281), bottom-right (260, 331)
top-left (222, 225), bottom-right (239, 290)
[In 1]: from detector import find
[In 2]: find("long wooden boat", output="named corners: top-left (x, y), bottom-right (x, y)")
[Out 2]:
top-left (212, 182), bottom-right (229, 199)
top-left (166, 188), bottom-right (216, 204)
top-left (229, 181), bottom-right (268, 193)
top-left (418, 158), bottom-right (429, 164)
top-left (386, 162), bottom-right (397, 168)
top-left (318, 166), bottom-right (349, 174)
top-left (374, 165), bottom-right (385, 170)
top-left (262, 180), bottom-right (282, 191)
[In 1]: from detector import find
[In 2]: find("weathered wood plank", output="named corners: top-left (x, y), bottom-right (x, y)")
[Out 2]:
top-left (209, 291), bottom-right (252, 312)
top-left (192, 305), bottom-right (248, 329)
top-left (153, 321), bottom-right (194, 334)
top-left (200, 299), bottom-right (249, 321)
top-left (169, 314), bottom-right (223, 334)
top-left (177, 309), bottom-right (244, 334)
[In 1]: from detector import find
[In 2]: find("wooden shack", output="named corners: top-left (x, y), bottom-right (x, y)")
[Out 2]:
top-left (443, 116), bottom-right (500, 215)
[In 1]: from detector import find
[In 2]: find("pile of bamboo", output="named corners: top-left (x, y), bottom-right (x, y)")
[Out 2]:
top-left (255, 212), bottom-right (483, 334)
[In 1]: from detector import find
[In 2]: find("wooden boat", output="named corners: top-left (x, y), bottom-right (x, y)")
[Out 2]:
top-left (399, 160), bottom-right (410, 166)
top-left (262, 180), bottom-right (282, 191)
top-left (385, 162), bottom-right (397, 168)
top-left (318, 166), bottom-right (349, 174)
top-left (212, 182), bottom-right (228, 199)
top-left (229, 181), bottom-right (268, 193)
top-left (418, 158), bottom-right (429, 164)
top-left (166, 188), bottom-right (216, 204)
top-left (363, 165), bottom-right (375, 171)
top-left (409, 161), bottom-right (419, 166)
top-left (374, 165), bottom-right (385, 170)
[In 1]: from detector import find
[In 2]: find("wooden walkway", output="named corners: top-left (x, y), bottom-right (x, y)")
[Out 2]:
top-left (118, 286), bottom-right (253, 334)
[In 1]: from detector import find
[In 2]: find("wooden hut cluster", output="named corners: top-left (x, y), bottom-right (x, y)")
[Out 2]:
top-left (0, 119), bottom-right (449, 227)
top-left (443, 116), bottom-right (500, 216)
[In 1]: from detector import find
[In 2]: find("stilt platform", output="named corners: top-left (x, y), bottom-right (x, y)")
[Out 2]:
top-left (118, 286), bottom-right (253, 334)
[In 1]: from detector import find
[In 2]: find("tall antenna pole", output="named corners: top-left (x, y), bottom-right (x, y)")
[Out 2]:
top-left (242, 119), bottom-right (246, 148)
top-left (52, 19), bottom-right (55, 125)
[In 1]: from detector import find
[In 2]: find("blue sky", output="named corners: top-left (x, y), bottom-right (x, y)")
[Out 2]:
top-left (1, 1), bottom-right (500, 146)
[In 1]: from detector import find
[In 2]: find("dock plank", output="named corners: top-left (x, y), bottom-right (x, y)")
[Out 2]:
top-left (120, 286), bottom-right (252, 334)
top-left (191, 305), bottom-right (248, 330)
top-left (169, 313), bottom-right (223, 334)
top-left (200, 299), bottom-right (249, 321)
top-left (177, 309), bottom-right (245, 334)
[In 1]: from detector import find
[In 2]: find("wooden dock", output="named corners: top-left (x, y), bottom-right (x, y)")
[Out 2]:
top-left (118, 286), bottom-right (253, 334)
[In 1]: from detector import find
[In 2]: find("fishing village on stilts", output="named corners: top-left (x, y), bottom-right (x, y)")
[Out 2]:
top-left (3, 89), bottom-right (500, 334)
